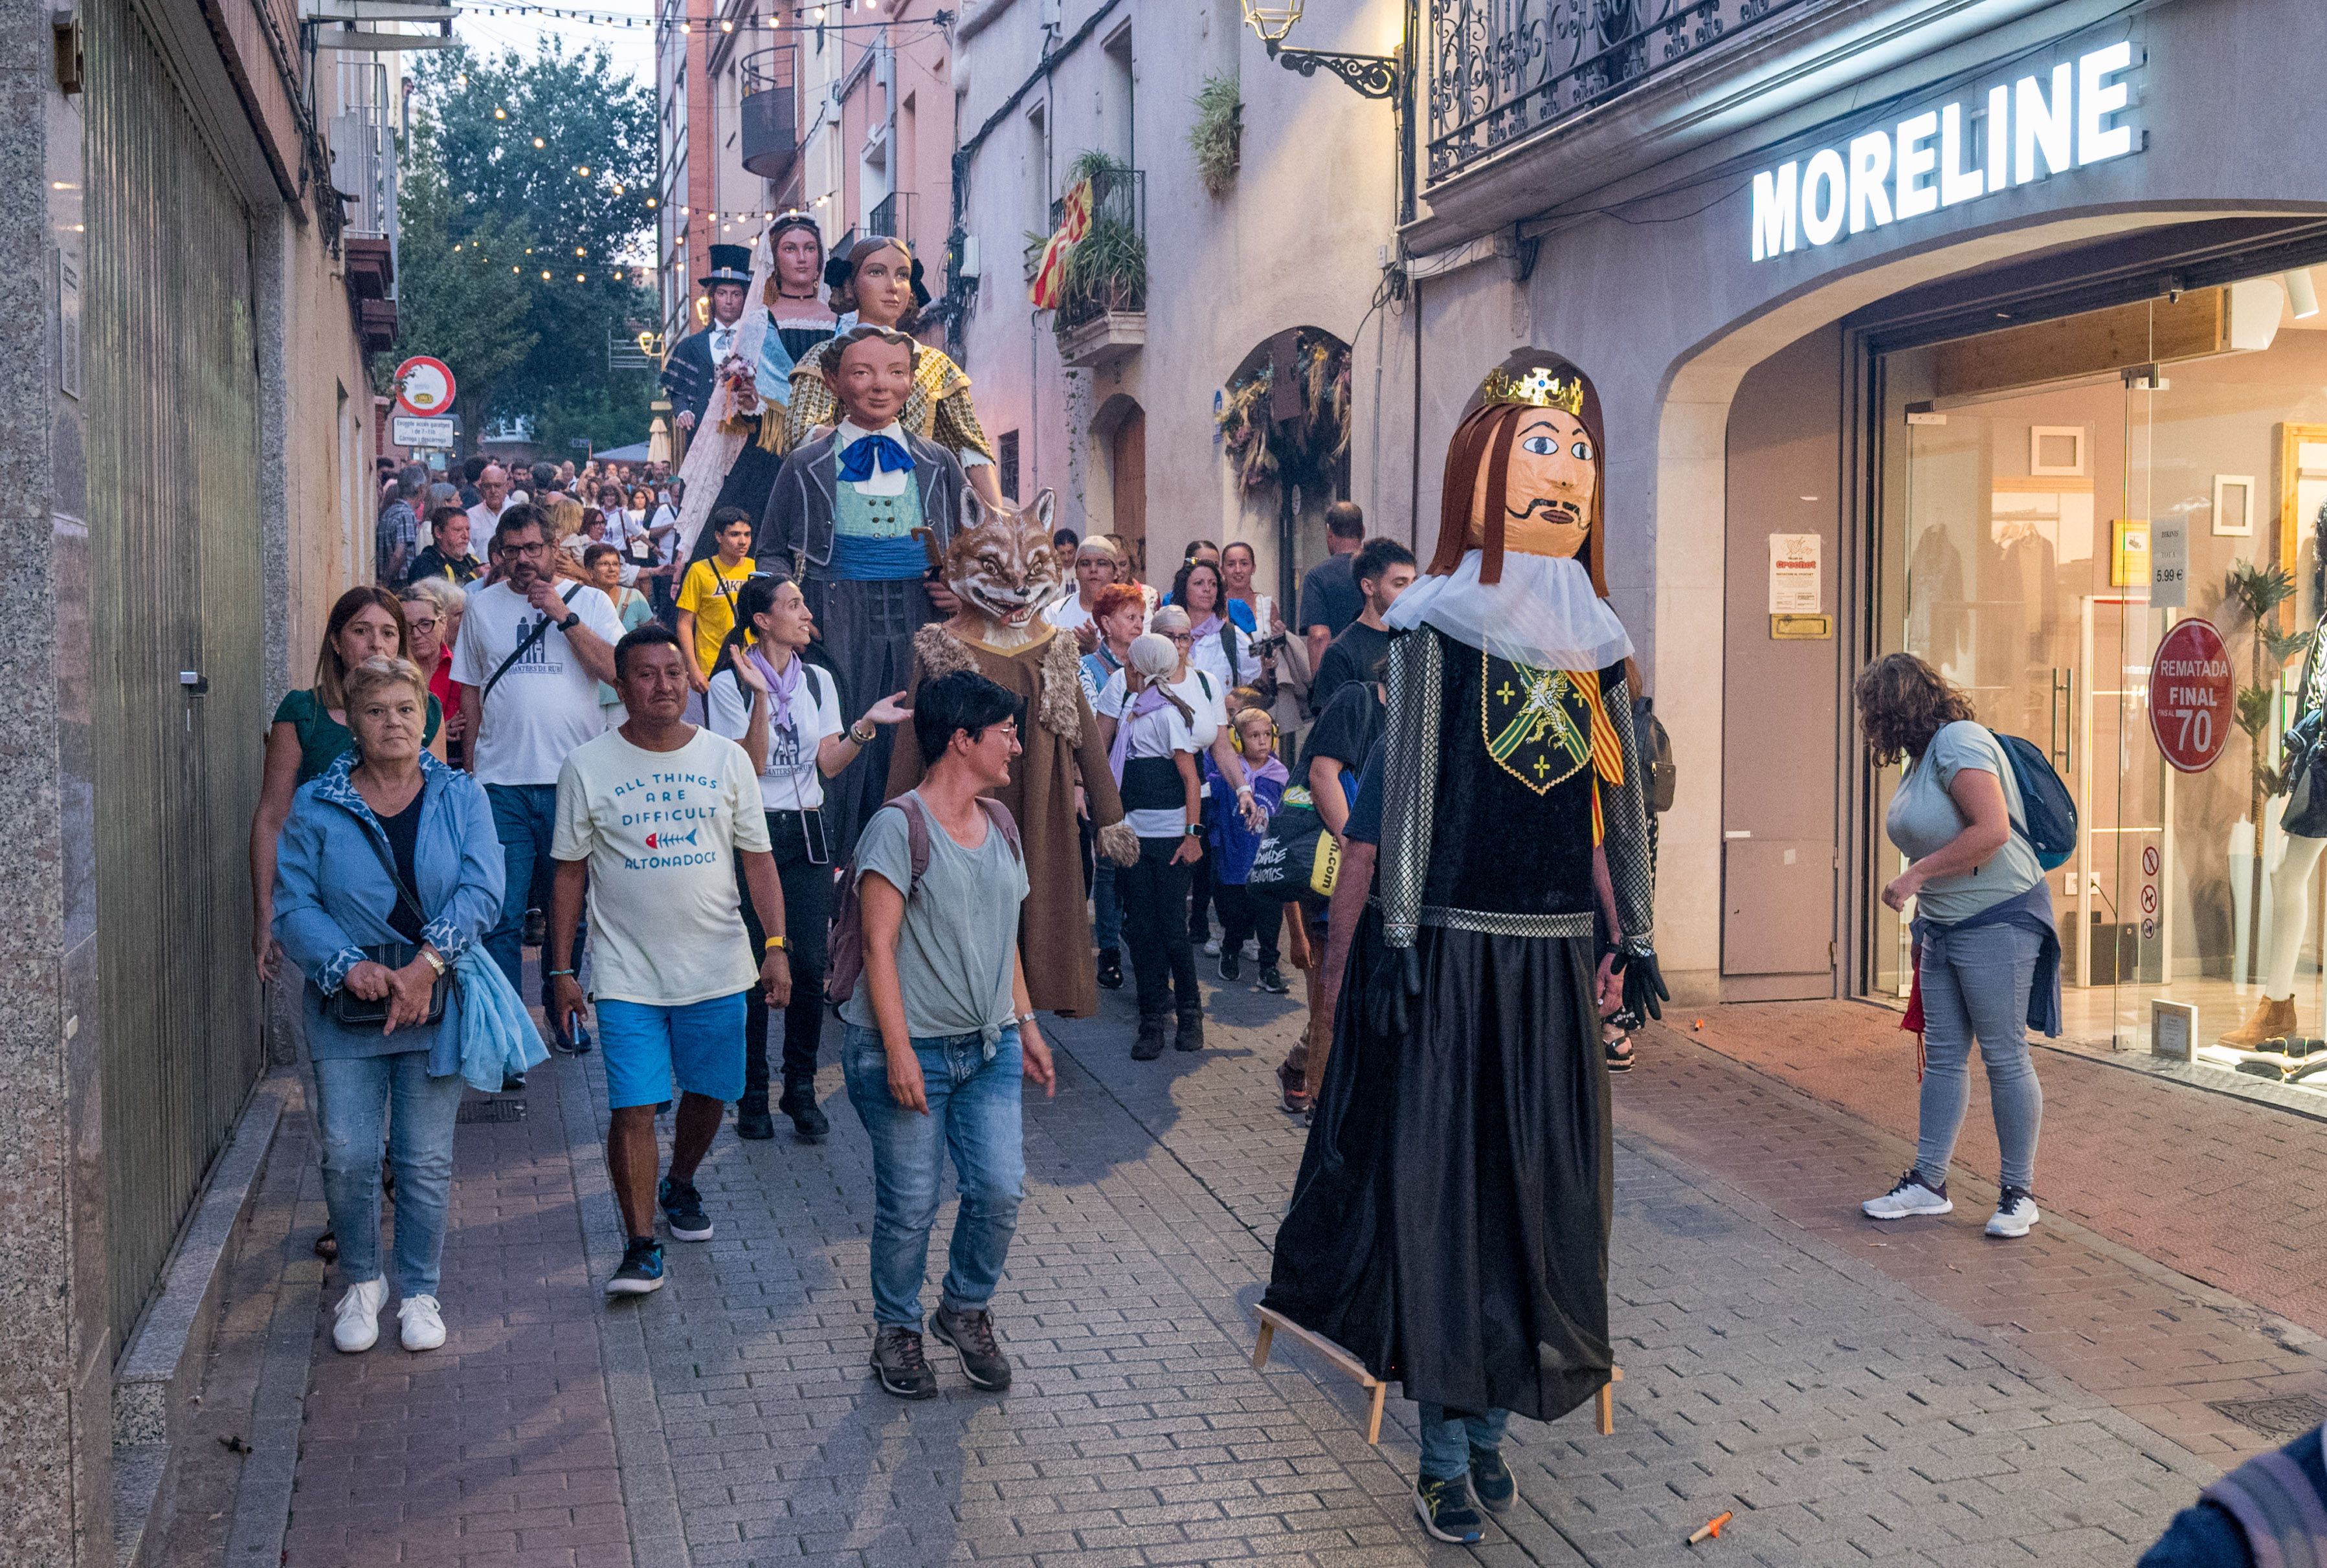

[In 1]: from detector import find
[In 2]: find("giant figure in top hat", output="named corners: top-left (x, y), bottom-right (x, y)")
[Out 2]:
top-left (1262, 351), bottom-right (1665, 1540)
top-left (666, 219), bottom-right (841, 564)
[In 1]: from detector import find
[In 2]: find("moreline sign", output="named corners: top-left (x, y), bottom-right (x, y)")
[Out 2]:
top-left (1750, 41), bottom-right (2142, 263)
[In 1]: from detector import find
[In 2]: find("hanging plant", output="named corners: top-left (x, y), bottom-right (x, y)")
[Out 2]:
top-left (1189, 76), bottom-right (1242, 199)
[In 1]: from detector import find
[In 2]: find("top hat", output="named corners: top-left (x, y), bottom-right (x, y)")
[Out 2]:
top-left (698, 244), bottom-right (752, 289)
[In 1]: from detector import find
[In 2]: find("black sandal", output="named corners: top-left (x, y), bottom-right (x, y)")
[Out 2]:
top-left (1604, 1032), bottom-right (1636, 1073)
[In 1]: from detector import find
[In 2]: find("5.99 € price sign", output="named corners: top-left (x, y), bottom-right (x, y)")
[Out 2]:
top-left (2148, 618), bottom-right (2234, 773)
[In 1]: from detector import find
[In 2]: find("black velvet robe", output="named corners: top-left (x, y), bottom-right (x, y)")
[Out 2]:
top-left (1264, 630), bottom-right (1652, 1423)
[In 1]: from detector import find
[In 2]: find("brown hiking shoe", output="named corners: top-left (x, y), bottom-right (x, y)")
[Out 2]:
top-left (931, 1303), bottom-right (1012, 1391)
top-left (2221, 996), bottom-right (2299, 1048)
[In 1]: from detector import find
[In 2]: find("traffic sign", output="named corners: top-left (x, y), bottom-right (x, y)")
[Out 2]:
top-left (394, 355), bottom-right (457, 417)
top-left (393, 415), bottom-right (456, 448)
top-left (2148, 618), bottom-right (2234, 773)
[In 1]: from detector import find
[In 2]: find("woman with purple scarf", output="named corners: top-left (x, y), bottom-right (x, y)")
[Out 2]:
top-left (706, 574), bottom-right (912, 1140)
top-left (1100, 633), bottom-right (1211, 1061)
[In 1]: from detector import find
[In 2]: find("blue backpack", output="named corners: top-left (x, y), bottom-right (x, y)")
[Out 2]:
top-left (1992, 731), bottom-right (2077, 870)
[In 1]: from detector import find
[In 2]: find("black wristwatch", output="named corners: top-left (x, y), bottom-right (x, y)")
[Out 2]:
top-left (558, 612), bottom-right (582, 632)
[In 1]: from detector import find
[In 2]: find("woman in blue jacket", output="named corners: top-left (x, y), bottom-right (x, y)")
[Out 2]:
top-left (274, 656), bottom-right (504, 1356)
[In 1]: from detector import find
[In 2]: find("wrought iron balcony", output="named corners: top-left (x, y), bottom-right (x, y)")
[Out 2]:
top-left (739, 46), bottom-right (797, 182)
top-left (1427, 0), bottom-right (1824, 187)
top-left (867, 190), bottom-right (915, 245)
top-left (1049, 166), bottom-right (1145, 239)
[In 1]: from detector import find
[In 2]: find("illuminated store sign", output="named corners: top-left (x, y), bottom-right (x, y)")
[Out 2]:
top-left (1750, 42), bottom-right (2141, 262)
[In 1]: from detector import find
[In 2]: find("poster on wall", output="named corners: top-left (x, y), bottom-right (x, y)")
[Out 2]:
top-left (1768, 533), bottom-right (1821, 615)
top-left (2151, 516), bottom-right (2188, 608)
top-left (2112, 519), bottom-right (2151, 588)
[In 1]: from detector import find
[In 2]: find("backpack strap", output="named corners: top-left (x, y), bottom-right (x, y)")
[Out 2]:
top-left (975, 797), bottom-right (1025, 863)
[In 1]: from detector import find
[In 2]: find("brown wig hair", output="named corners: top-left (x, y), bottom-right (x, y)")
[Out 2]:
top-left (761, 212), bottom-right (827, 306)
top-left (313, 586), bottom-right (411, 712)
top-left (817, 322), bottom-right (923, 378)
top-left (824, 236), bottom-right (928, 331)
top-left (1425, 351), bottom-right (1608, 593)
top-left (1854, 652), bottom-right (1977, 766)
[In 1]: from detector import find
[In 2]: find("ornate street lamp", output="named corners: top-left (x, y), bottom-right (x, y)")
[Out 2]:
top-left (1239, 0), bottom-right (1413, 222)
top-left (1238, 0), bottom-right (1403, 102)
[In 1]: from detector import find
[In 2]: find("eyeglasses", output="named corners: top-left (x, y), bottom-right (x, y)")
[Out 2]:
top-left (1167, 632), bottom-right (1194, 645)
top-left (500, 540), bottom-right (547, 557)
top-left (405, 615), bottom-right (439, 634)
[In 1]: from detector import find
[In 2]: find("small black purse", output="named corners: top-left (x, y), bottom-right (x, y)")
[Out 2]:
top-left (325, 832), bottom-right (451, 1030)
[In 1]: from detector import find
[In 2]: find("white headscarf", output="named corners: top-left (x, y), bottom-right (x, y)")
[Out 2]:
top-left (1385, 549), bottom-right (1632, 671)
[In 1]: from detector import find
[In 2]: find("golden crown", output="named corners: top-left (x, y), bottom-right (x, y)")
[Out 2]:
top-left (1482, 365), bottom-right (1587, 414)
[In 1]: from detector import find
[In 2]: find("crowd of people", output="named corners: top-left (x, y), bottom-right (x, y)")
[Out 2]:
top-left (328, 414), bottom-right (1442, 1368)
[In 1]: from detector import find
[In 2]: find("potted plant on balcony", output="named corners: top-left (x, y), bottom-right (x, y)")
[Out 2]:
top-left (1055, 151), bottom-right (1145, 334)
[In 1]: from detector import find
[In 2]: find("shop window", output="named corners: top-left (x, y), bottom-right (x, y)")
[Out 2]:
top-left (997, 428), bottom-right (1019, 501)
top-left (1876, 273), bottom-right (2327, 1098)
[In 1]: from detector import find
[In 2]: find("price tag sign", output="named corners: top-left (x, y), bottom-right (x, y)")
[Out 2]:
top-left (2148, 618), bottom-right (2234, 773)
top-left (2151, 515), bottom-right (2188, 608)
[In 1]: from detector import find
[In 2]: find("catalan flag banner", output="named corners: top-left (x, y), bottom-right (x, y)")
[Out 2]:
top-left (1029, 177), bottom-right (1093, 311)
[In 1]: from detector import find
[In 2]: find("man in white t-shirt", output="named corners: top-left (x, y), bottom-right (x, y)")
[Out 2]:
top-left (451, 505), bottom-right (625, 1052)
top-left (548, 624), bottom-right (786, 1297)
top-left (466, 463), bottom-right (512, 543)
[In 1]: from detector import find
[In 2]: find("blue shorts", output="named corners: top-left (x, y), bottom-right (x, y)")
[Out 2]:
top-left (597, 993), bottom-right (749, 1109)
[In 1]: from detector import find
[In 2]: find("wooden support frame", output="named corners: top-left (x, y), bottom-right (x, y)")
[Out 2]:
top-left (1252, 1306), bottom-right (1623, 1441)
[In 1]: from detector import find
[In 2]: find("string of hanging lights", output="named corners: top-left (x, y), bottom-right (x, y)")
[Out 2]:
top-left (449, 0), bottom-right (947, 35)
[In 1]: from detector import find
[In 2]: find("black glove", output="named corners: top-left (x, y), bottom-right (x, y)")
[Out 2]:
top-left (1365, 943), bottom-right (1423, 1037)
top-left (1612, 946), bottom-right (1667, 1022)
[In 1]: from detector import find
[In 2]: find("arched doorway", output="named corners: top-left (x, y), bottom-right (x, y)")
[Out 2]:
top-left (1218, 327), bottom-right (1352, 612)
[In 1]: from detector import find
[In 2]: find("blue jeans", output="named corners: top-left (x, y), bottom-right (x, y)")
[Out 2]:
top-left (841, 1023), bottom-right (1027, 1329)
top-left (1915, 922), bottom-right (2045, 1191)
top-left (311, 1051), bottom-right (465, 1297)
top-left (485, 783), bottom-right (585, 1009)
top-left (1093, 857), bottom-right (1123, 955)
top-left (1417, 1404), bottom-right (1509, 1482)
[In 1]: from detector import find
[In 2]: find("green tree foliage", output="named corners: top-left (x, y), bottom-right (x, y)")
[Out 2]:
top-left (383, 41), bottom-right (658, 455)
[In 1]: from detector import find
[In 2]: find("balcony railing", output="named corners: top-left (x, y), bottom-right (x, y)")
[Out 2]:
top-left (738, 45), bottom-right (797, 181)
top-left (1048, 165), bottom-right (1144, 238)
top-left (328, 58), bottom-right (397, 253)
top-left (1427, 0), bottom-right (1824, 186)
top-left (1051, 166), bottom-right (1144, 334)
top-left (867, 190), bottom-right (915, 245)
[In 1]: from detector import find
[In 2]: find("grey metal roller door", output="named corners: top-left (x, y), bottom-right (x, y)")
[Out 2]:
top-left (84, 0), bottom-right (267, 1353)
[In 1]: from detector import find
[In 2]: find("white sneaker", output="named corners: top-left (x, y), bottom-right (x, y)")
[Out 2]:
top-left (1985, 1188), bottom-right (2040, 1239)
top-left (1862, 1169), bottom-right (1953, 1220)
top-left (1203, 936), bottom-right (1222, 956)
top-left (398, 1294), bottom-right (447, 1352)
top-left (332, 1277), bottom-right (388, 1353)
top-left (1242, 939), bottom-right (1260, 960)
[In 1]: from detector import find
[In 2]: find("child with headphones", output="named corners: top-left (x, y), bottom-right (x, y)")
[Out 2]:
top-left (1205, 707), bottom-right (1293, 993)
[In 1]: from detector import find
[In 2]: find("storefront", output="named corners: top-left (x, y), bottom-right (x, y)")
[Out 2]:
top-left (1399, 0), bottom-right (2327, 1096)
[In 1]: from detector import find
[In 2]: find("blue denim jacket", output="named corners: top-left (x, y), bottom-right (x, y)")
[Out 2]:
top-left (274, 751), bottom-right (506, 1069)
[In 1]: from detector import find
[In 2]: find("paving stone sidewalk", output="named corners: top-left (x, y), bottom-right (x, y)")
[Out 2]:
top-left (221, 968), bottom-right (2279, 1567)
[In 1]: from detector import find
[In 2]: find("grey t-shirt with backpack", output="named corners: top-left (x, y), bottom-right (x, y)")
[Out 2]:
top-left (840, 796), bottom-right (1030, 1041)
top-left (1886, 720), bottom-right (2045, 923)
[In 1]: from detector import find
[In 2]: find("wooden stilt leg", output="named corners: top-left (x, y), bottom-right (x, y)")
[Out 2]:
top-left (1252, 1306), bottom-right (1390, 1443)
top-left (1596, 1365), bottom-right (1624, 1435)
top-left (1252, 1320), bottom-right (1275, 1371)
top-left (1366, 1382), bottom-right (1387, 1445)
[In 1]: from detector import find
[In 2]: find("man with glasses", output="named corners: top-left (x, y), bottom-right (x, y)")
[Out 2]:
top-left (452, 506), bottom-right (626, 1052)
top-left (465, 463), bottom-right (514, 553)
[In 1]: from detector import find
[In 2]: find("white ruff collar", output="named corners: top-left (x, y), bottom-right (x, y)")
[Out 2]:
top-left (1385, 550), bottom-right (1632, 671)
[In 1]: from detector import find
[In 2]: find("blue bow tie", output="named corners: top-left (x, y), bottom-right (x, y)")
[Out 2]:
top-left (837, 432), bottom-right (917, 484)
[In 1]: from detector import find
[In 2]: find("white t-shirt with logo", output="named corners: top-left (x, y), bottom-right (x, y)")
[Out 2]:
top-left (449, 580), bottom-right (625, 785)
top-left (551, 725), bottom-right (772, 1006)
top-left (704, 660), bottom-right (845, 812)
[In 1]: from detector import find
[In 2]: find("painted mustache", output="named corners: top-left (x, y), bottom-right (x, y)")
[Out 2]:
top-left (1505, 496), bottom-right (1583, 524)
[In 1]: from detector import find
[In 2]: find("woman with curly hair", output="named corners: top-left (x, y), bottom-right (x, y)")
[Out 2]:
top-left (1854, 652), bottom-right (2057, 1241)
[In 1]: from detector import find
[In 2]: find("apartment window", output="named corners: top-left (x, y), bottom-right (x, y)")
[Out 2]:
top-left (997, 430), bottom-right (1021, 502)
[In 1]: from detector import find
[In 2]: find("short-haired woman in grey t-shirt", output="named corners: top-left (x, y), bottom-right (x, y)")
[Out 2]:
top-left (1855, 653), bottom-right (2053, 1241)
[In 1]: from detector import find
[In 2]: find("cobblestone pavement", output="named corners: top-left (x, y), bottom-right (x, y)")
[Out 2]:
top-left (234, 971), bottom-right (2324, 1568)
